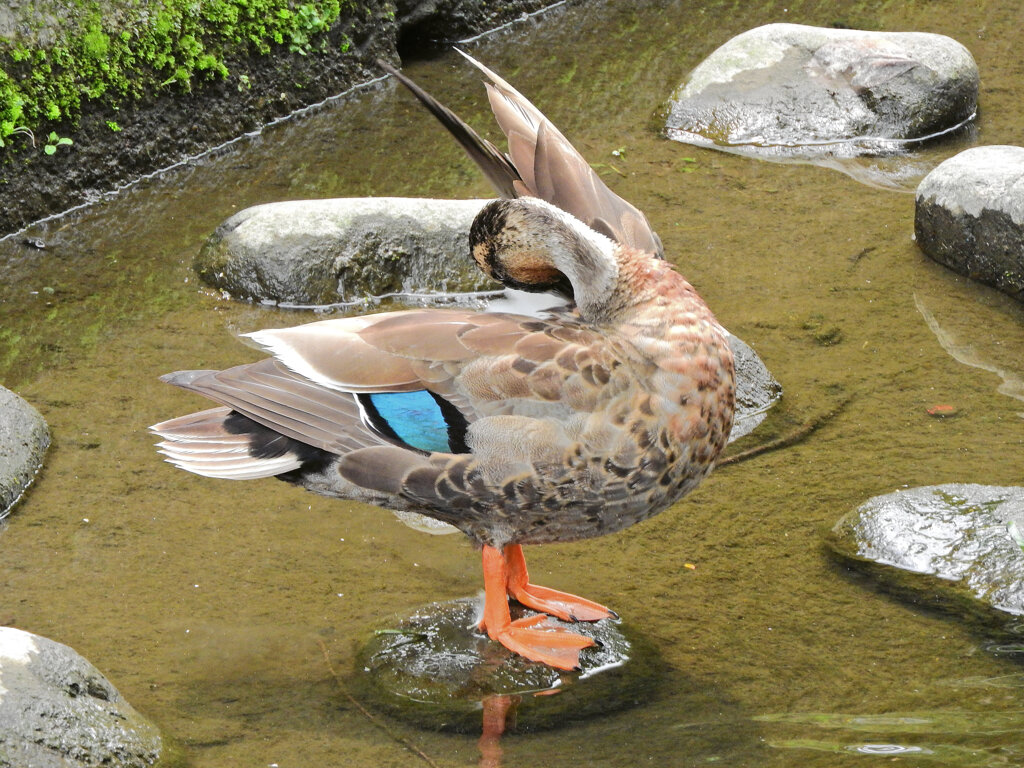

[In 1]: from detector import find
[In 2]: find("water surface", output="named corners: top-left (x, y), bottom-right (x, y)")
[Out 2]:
top-left (2, 0), bottom-right (1023, 766)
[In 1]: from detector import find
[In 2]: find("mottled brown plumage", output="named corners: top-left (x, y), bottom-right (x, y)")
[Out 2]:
top-left (152, 55), bottom-right (734, 670)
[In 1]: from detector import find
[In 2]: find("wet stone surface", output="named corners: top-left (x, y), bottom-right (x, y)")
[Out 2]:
top-left (0, 627), bottom-right (164, 768)
top-left (195, 198), bottom-right (499, 305)
top-left (727, 332), bottom-right (782, 443)
top-left (915, 145), bottom-right (1024, 302)
top-left (830, 484), bottom-right (1024, 617)
top-left (0, 386), bottom-right (49, 518)
top-left (665, 23), bottom-right (978, 169)
top-left (352, 598), bottom-right (664, 733)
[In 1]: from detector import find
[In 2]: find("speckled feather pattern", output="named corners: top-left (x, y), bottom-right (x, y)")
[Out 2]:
top-left (153, 55), bottom-right (736, 552)
top-left (246, 247), bottom-right (734, 548)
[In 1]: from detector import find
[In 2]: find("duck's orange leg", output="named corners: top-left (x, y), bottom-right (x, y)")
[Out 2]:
top-left (479, 545), bottom-right (595, 670)
top-left (504, 544), bottom-right (616, 622)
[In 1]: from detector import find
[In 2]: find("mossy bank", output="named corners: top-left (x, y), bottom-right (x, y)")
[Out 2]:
top-left (0, 0), bottom-right (565, 236)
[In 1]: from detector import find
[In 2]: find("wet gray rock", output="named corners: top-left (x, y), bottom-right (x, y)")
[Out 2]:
top-left (915, 146), bottom-right (1024, 302)
top-left (0, 626), bottom-right (163, 768)
top-left (195, 197), bottom-right (499, 305)
top-left (353, 598), bottom-right (663, 733)
top-left (0, 386), bottom-right (49, 518)
top-left (830, 484), bottom-right (1024, 616)
top-left (666, 24), bottom-right (978, 162)
top-left (728, 333), bottom-right (782, 443)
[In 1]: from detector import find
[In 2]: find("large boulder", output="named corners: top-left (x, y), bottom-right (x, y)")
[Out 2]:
top-left (0, 627), bottom-right (164, 768)
top-left (915, 145), bottom-right (1024, 302)
top-left (0, 386), bottom-right (49, 518)
top-left (830, 484), bottom-right (1024, 617)
top-left (194, 197), bottom-right (499, 305)
top-left (666, 24), bottom-right (978, 162)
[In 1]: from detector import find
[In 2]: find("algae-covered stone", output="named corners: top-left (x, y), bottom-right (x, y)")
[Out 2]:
top-left (353, 598), bottom-right (663, 733)
top-left (915, 145), bottom-right (1024, 302)
top-left (0, 627), bottom-right (163, 768)
top-left (0, 386), bottom-right (50, 518)
top-left (666, 24), bottom-right (978, 161)
top-left (830, 484), bottom-right (1024, 617)
top-left (195, 197), bottom-right (499, 305)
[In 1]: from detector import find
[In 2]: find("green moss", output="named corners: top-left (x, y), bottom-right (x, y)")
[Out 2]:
top-left (0, 0), bottom-right (360, 151)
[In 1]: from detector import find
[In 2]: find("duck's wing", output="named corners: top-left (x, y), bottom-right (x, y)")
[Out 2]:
top-left (380, 53), bottom-right (663, 257)
top-left (156, 308), bottom-right (610, 463)
top-left (457, 50), bottom-right (663, 258)
top-left (377, 59), bottom-right (520, 199)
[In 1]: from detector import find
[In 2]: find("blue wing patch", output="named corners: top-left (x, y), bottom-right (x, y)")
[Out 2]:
top-left (360, 390), bottom-right (468, 454)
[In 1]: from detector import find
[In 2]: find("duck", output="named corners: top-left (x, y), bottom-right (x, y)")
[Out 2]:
top-left (151, 52), bottom-right (736, 671)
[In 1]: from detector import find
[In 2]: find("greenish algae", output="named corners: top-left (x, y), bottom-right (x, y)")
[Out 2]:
top-left (0, 0), bottom-right (359, 151)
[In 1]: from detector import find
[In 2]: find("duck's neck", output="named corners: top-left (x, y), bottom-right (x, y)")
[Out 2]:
top-left (564, 235), bottom-right (713, 330)
top-left (546, 215), bottom-right (621, 321)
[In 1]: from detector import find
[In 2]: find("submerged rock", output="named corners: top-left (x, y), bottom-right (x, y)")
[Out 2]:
top-left (830, 484), bottom-right (1024, 617)
top-left (195, 197), bottom-right (499, 305)
top-left (0, 626), bottom-right (163, 768)
top-left (915, 145), bottom-right (1024, 302)
top-left (0, 386), bottom-right (50, 518)
top-left (666, 24), bottom-right (978, 163)
top-left (728, 333), bottom-right (782, 442)
top-left (353, 598), bottom-right (663, 733)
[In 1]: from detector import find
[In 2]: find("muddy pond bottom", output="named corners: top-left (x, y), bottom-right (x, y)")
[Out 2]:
top-left (353, 598), bottom-right (663, 733)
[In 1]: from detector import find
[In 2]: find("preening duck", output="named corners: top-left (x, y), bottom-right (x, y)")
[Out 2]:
top-left (152, 53), bottom-right (735, 670)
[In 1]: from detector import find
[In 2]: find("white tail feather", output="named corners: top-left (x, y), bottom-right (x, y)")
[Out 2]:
top-left (156, 440), bottom-right (302, 480)
top-left (151, 407), bottom-right (302, 480)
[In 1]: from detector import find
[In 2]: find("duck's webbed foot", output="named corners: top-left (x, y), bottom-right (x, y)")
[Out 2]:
top-left (494, 614), bottom-right (596, 671)
top-left (478, 544), bottom-right (611, 671)
top-left (503, 543), bottom-right (617, 622)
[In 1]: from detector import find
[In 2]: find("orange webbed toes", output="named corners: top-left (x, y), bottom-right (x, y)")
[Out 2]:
top-left (509, 583), bottom-right (617, 622)
top-left (496, 621), bottom-right (596, 670)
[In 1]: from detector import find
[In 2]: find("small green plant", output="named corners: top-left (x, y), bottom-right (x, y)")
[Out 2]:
top-left (677, 157), bottom-right (699, 173)
top-left (106, 120), bottom-right (122, 132)
top-left (288, 3), bottom-right (332, 55)
top-left (0, 125), bottom-right (34, 148)
top-left (43, 131), bottom-right (73, 155)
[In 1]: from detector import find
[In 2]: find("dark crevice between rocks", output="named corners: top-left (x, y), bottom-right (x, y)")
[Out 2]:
top-left (394, 0), bottom-right (568, 59)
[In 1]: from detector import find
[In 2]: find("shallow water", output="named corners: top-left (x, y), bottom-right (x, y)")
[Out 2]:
top-left (2, 0), bottom-right (1023, 765)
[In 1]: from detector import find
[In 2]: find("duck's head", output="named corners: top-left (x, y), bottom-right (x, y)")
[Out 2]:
top-left (470, 198), bottom-right (620, 311)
